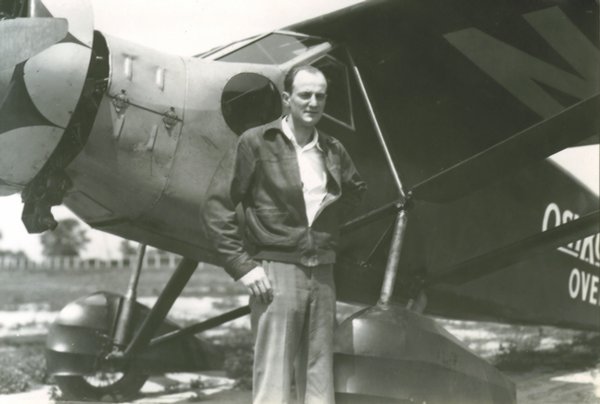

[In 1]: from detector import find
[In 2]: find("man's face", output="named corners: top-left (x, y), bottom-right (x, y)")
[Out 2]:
top-left (283, 70), bottom-right (327, 128)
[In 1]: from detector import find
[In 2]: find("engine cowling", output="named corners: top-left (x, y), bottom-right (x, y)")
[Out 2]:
top-left (0, 0), bottom-right (93, 195)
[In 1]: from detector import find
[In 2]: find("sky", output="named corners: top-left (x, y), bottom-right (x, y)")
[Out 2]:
top-left (92, 0), bottom-right (365, 56)
top-left (0, 0), bottom-right (598, 261)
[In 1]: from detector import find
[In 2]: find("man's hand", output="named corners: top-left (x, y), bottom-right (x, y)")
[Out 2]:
top-left (238, 266), bottom-right (273, 304)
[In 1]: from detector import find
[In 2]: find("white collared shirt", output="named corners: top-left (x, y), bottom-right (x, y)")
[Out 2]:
top-left (282, 117), bottom-right (327, 226)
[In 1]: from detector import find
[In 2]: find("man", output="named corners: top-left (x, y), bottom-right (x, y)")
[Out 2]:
top-left (203, 65), bottom-right (366, 404)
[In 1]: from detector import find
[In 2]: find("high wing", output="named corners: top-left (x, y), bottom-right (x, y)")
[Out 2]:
top-left (287, 0), bottom-right (599, 190)
top-left (287, 0), bottom-right (600, 329)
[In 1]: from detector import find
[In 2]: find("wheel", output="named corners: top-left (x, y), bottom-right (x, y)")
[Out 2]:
top-left (54, 371), bottom-right (149, 402)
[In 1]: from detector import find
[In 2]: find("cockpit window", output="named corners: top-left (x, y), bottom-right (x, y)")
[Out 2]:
top-left (312, 53), bottom-right (354, 130)
top-left (217, 33), bottom-right (325, 64)
top-left (194, 35), bottom-right (260, 59)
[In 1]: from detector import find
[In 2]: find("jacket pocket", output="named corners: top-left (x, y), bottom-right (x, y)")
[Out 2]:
top-left (245, 207), bottom-right (296, 247)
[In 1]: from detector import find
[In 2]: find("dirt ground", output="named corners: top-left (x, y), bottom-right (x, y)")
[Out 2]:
top-left (130, 368), bottom-right (600, 404)
top-left (4, 369), bottom-right (598, 404)
top-left (508, 368), bottom-right (600, 404)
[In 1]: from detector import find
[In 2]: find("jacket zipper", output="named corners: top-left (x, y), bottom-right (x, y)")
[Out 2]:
top-left (307, 226), bottom-right (314, 251)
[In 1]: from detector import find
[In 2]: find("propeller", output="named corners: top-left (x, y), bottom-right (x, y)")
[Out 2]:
top-left (411, 94), bottom-right (600, 203)
top-left (0, 17), bottom-right (68, 72)
top-left (0, 4), bottom-right (94, 200)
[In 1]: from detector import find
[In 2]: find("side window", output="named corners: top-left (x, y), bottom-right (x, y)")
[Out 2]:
top-left (221, 73), bottom-right (282, 135)
top-left (312, 53), bottom-right (354, 130)
top-left (218, 33), bottom-right (325, 65)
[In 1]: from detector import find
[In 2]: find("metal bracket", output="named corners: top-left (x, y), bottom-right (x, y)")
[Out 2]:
top-left (112, 89), bottom-right (130, 113)
top-left (162, 107), bottom-right (179, 131)
top-left (21, 169), bottom-right (72, 233)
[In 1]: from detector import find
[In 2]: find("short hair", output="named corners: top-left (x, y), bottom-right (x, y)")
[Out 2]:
top-left (283, 65), bottom-right (327, 93)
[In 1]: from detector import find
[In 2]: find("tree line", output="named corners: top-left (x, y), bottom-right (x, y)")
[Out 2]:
top-left (1, 218), bottom-right (139, 259)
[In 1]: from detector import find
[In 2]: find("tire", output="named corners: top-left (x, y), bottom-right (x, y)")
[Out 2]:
top-left (54, 371), bottom-right (149, 402)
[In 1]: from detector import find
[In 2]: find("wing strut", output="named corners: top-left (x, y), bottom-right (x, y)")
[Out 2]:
top-left (429, 210), bottom-right (599, 286)
top-left (349, 51), bottom-right (417, 307)
top-left (348, 51), bottom-right (406, 200)
top-left (411, 94), bottom-right (600, 203)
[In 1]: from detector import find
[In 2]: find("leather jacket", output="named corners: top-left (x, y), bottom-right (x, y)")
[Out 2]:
top-left (203, 119), bottom-right (367, 280)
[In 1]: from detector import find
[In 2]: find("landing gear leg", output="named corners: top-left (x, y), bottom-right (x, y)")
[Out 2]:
top-left (54, 244), bottom-right (150, 402)
top-left (50, 255), bottom-right (200, 402)
top-left (377, 210), bottom-right (409, 308)
top-left (113, 244), bottom-right (147, 347)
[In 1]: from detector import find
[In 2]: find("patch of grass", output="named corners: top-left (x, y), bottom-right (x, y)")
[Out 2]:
top-left (213, 328), bottom-right (254, 390)
top-left (0, 343), bottom-right (48, 394)
top-left (494, 331), bottom-right (600, 371)
top-left (0, 330), bottom-right (254, 398)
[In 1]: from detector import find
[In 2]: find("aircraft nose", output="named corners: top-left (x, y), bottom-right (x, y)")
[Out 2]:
top-left (0, 0), bottom-right (94, 196)
top-left (0, 18), bottom-right (69, 195)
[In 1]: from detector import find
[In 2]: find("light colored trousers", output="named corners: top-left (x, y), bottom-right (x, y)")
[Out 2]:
top-left (250, 260), bottom-right (336, 404)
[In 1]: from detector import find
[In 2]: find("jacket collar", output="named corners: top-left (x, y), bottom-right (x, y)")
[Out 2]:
top-left (281, 116), bottom-right (323, 151)
top-left (262, 117), bottom-right (331, 153)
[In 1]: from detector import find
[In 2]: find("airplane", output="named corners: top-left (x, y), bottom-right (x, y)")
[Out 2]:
top-left (1, 0), bottom-right (599, 402)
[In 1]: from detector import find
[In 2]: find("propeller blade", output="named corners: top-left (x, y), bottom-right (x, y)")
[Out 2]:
top-left (0, 17), bottom-right (68, 71)
top-left (411, 94), bottom-right (600, 203)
